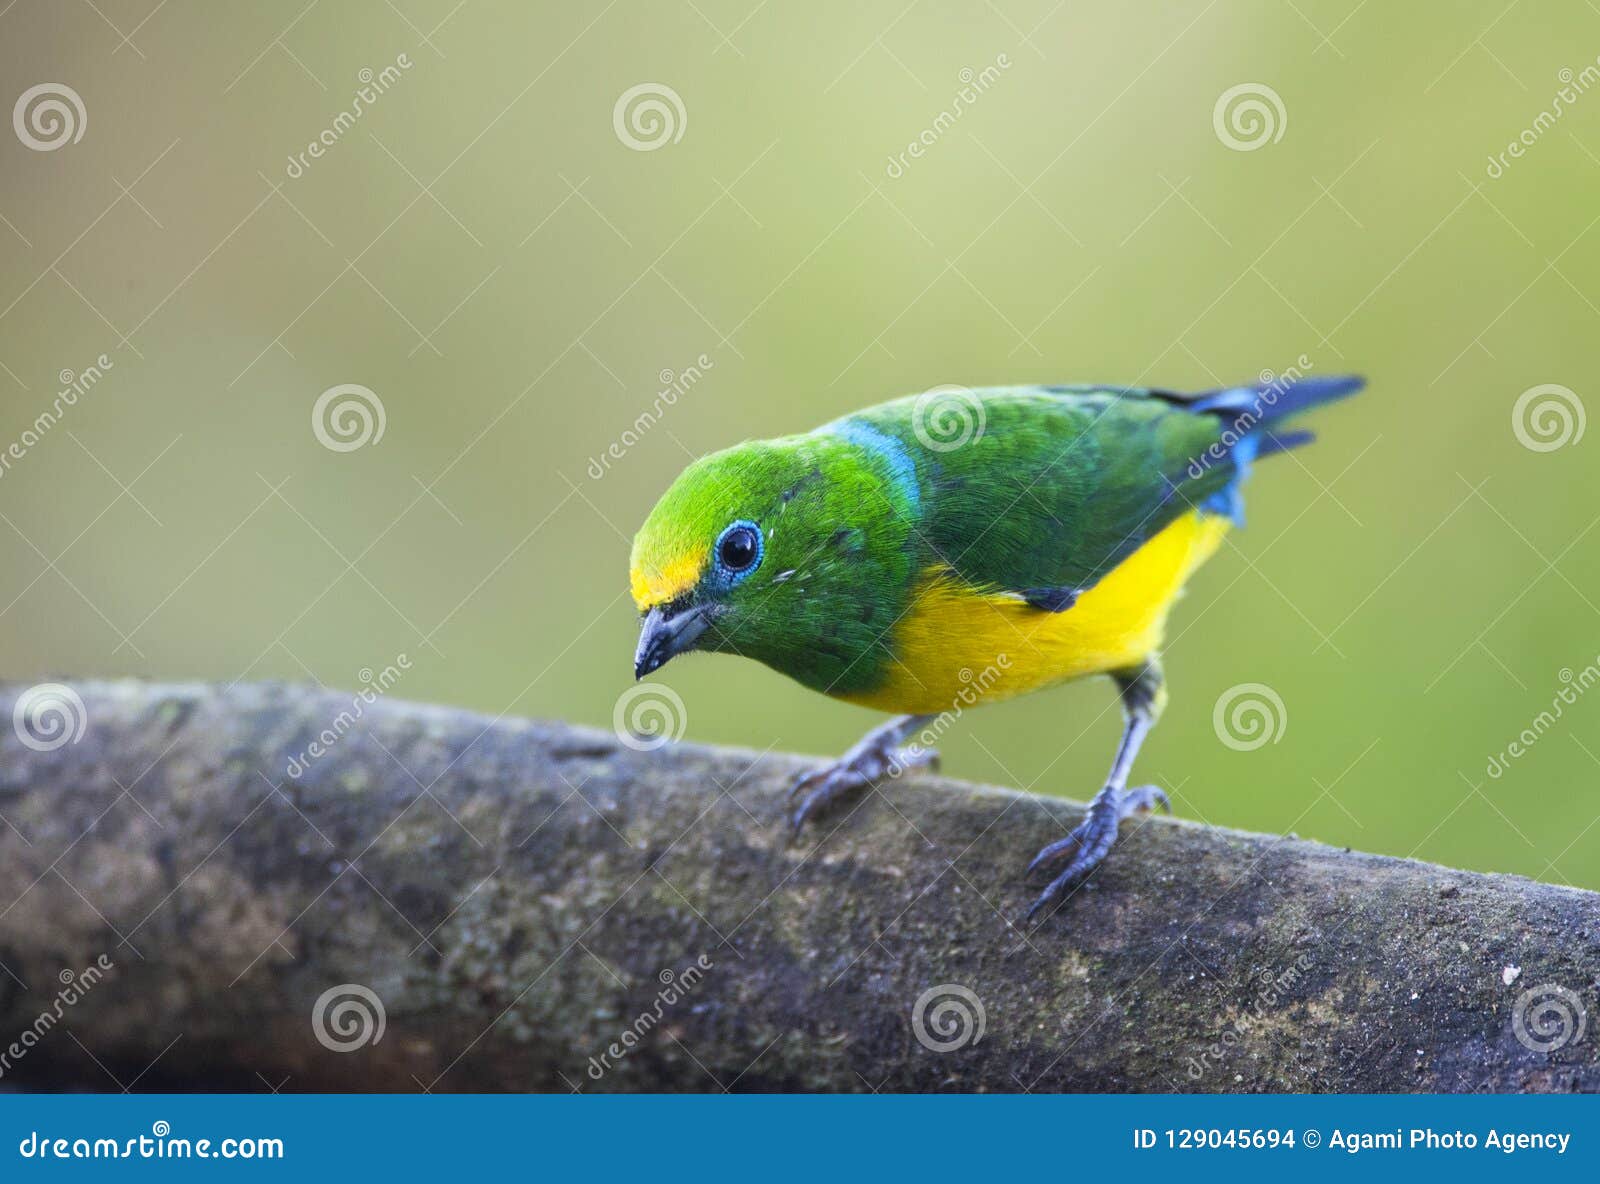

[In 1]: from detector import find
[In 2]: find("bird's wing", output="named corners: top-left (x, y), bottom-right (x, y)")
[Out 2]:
top-left (850, 386), bottom-right (1235, 597)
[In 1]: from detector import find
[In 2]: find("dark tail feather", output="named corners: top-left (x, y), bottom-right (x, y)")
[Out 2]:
top-left (1189, 375), bottom-right (1364, 523)
top-left (1190, 374), bottom-right (1365, 428)
top-left (1255, 427), bottom-right (1316, 459)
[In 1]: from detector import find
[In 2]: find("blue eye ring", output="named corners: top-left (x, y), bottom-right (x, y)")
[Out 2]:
top-left (713, 519), bottom-right (764, 583)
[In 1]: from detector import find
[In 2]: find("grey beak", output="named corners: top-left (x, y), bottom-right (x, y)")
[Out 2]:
top-left (634, 604), bottom-right (713, 679)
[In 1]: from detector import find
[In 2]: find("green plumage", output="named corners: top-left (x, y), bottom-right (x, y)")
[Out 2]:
top-left (844, 386), bottom-right (1238, 594)
top-left (632, 431), bottom-right (914, 694)
top-left (630, 383), bottom-right (1288, 697)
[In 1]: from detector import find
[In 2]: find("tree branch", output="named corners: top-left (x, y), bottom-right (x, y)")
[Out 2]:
top-left (0, 680), bottom-right (1594, 1092)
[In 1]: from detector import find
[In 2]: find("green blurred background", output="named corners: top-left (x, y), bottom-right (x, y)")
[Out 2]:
top-left (2, 1), bottom-right (1596, 887)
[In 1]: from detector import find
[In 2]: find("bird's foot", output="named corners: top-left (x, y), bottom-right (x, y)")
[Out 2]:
top-left (788, 736), bottom-right (938, 835)
top-left (1023, 784), bottom-right (1170, 922)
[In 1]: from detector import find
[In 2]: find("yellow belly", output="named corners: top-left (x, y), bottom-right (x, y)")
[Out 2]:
top-left (837, 510), bottom-right (1230, 714)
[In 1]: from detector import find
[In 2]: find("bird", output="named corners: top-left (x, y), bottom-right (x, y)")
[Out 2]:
top-left (628, 376), bottom-right (1364, 920)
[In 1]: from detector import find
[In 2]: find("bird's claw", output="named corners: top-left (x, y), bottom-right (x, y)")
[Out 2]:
top-left (1023, 784), bottom-right (1169, 922)
top-left (786, 766), bottom-right (829, 802)
top-left (787, 742), bottom-right (938, 835)
top-left (788, 767), bottom-right (873, 836)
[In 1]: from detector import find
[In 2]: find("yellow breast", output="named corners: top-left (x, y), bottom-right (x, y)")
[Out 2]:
top-left (837, 509), bottom-right (1230, 714)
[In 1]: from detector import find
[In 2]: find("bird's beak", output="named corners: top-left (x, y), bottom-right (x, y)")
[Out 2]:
top-left (634, 603), bottom-right (714, 679)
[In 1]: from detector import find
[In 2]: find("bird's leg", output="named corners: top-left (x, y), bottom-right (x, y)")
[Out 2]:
top-left (1025, 660), bottom-right (1171, 921)
top-left (788, 713), bottom-right (938, 834)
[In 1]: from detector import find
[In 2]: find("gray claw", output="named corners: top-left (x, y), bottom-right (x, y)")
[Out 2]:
top-left (789, 770), bottom-right (865, 834)
top-left (787, 767), bottom-right (826, 801)
top-left (1120, 784), bottom-right (1171, 815)
top-left (1025, 827), bottom-right (1085, 875)
top-left (1023, 784), bottom-right (1173, 922)
top-left (786, 743), bottom-right (939, 835)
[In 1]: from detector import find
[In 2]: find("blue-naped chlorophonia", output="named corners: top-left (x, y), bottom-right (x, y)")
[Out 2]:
top-left (628, 377), bottom-right (1364, 919)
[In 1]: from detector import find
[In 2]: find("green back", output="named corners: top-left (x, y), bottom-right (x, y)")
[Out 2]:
top-left (841, 386), bottom-right (1235, 594)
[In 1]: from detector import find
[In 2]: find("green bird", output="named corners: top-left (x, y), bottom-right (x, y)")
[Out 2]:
top-left (629, 377), bottom-right (1363, 918)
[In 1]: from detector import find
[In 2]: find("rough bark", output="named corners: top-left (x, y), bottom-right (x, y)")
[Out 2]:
top-left (0, 680), bottom-right (1595, 1093)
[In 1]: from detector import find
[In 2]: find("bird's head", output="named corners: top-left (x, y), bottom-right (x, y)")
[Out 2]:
top-left (628, 436), bottom-right (911, 687)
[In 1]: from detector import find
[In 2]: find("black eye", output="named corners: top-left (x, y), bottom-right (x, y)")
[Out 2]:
top-left (717, 521), bottom-right (762, 575)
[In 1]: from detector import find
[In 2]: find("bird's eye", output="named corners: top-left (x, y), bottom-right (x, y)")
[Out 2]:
top-left (716, 520), bottom-right (763, 576)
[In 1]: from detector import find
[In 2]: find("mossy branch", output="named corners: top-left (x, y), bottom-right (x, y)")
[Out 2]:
top-left (0, 680), bottom-right (1595, 1092)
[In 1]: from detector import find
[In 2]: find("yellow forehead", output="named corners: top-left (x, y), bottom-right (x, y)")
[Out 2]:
top-left (630, 545), bottom-right (708, 611)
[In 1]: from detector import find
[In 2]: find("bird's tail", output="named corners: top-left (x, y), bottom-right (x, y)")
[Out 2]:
top-left (1190, 374), bottom-right (1364, 443)
top-left (1186, 374), bottom-right (1365, 521)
